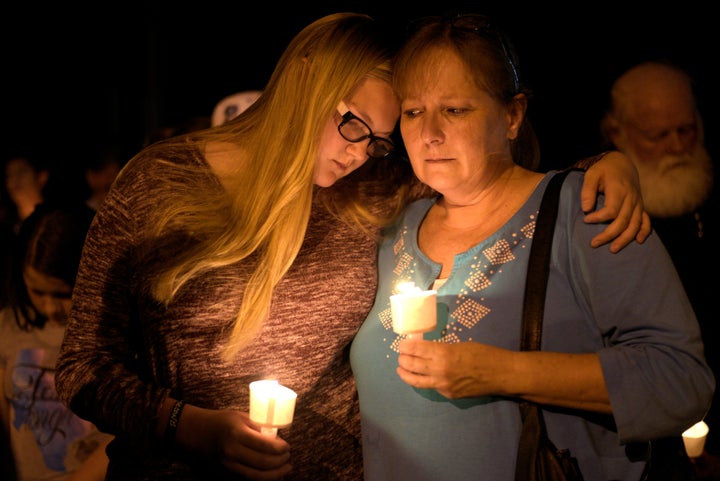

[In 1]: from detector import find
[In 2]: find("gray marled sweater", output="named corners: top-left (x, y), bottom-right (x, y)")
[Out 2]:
top-left (55, 146), bottom-right (391, 480)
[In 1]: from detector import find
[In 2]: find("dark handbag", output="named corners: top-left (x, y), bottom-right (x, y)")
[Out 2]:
top-left (514, 170), bottom-right (585, 481)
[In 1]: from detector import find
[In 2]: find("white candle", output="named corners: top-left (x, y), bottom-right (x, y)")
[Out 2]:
top-left (390, 281), bottom-right (437, 336)
top-left (249, 380), bottom-right (297, 437)
top-left (682, 420), bottom-right (709, 458)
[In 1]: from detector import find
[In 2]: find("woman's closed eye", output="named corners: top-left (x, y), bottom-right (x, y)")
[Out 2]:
top-left (444, 106), bottom-right (471, 115)
top-left (402, 108), bottom-right (424, 119)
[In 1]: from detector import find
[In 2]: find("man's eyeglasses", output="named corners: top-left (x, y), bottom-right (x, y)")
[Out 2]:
top-left (408, 14), bottom-right (520, 94)
top-left (337, 101), bottom-right (394, 159)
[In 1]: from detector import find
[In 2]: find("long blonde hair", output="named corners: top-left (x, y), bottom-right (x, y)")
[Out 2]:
top-left (136, 13), bottom-right (409, 359)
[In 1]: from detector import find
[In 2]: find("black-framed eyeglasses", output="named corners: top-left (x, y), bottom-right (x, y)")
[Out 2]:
top-left (336, 101), bottom-right (394, 159)
top-left (408, 13), bottom-right (520, 95)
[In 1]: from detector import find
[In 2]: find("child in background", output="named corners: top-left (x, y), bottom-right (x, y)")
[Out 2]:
top-left (0, 202), bottom-right (112, 481)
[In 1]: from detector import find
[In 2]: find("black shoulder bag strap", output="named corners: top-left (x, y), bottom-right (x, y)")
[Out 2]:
top-left (520, 170), bottom-right (570, 352)
top-left (515, 170), bottom-right (585, 481)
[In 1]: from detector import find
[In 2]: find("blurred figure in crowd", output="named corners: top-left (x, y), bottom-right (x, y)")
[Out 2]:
top-left (602, 59), bottom-right (719, 480)
top-left (211, 90), bottom-right (262, 126)
top-left (2, 154), bottom-right (49, 234)
top-left (82, 144), bottom-right (124, 212)
top-left (0, 202), bottom-right (112, 480)
top-left (1, 154), bottom-right (51, 307)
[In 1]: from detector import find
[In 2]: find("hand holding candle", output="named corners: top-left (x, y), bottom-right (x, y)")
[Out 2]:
top-left (249, 380), bottom-right (297, 437)
top-left (390, 281), bottom-right (437, 337)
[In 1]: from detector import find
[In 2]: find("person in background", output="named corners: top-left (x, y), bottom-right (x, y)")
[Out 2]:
top-left (0, 202), bottom-right (112, 480)
top-left (601, 59), bottom-right (719, 480)
top-left (1, 154), bottom-right (50, 235)
top-left (350, 14), bottom-right (713, 481)
top-left (55, 12), bottom-right (648, 481)
top-left (1, 154), bottom-right (51, 308)
top-left (82, 143), bottom-right (124, 212)
top-left (142, 115), bottom-right (212, 148)
top-left (211, 90), bottom-right (263, 127)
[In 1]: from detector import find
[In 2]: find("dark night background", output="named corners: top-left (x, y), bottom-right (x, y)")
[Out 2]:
top-left (2, 1), bottom-right (716, 199)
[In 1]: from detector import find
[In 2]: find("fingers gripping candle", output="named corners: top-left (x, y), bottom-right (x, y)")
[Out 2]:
top-left (390, 281), bottom-right (437, 337)
top-left (249, 380), bottom-right (298, 437)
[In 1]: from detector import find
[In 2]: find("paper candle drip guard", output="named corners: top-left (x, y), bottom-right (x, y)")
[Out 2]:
top-left (390, 281), bottom-right (438, 336)
top-left (249, 380), bottom-right (297, 436)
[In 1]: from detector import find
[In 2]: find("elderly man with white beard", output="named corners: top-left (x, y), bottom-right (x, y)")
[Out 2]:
top-left (602, 60), bottom-right (719, 480)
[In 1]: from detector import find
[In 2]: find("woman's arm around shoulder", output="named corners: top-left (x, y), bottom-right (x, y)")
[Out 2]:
top-left (575, 150), bottom-right (651, 252)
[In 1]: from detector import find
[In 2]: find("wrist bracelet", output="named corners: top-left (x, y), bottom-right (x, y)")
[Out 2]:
top-left (164, 400), bottom-right (185, 442)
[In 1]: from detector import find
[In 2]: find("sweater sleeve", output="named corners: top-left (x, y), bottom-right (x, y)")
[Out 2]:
top-left (556, 172), bottom-right (715, 442)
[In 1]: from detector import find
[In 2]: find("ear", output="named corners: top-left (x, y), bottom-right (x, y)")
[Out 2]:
top-left (507, 94), bottom-right (527, 140)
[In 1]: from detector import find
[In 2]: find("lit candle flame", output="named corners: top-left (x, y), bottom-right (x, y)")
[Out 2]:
top-left (249, 380), bottom-right (297, 437)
